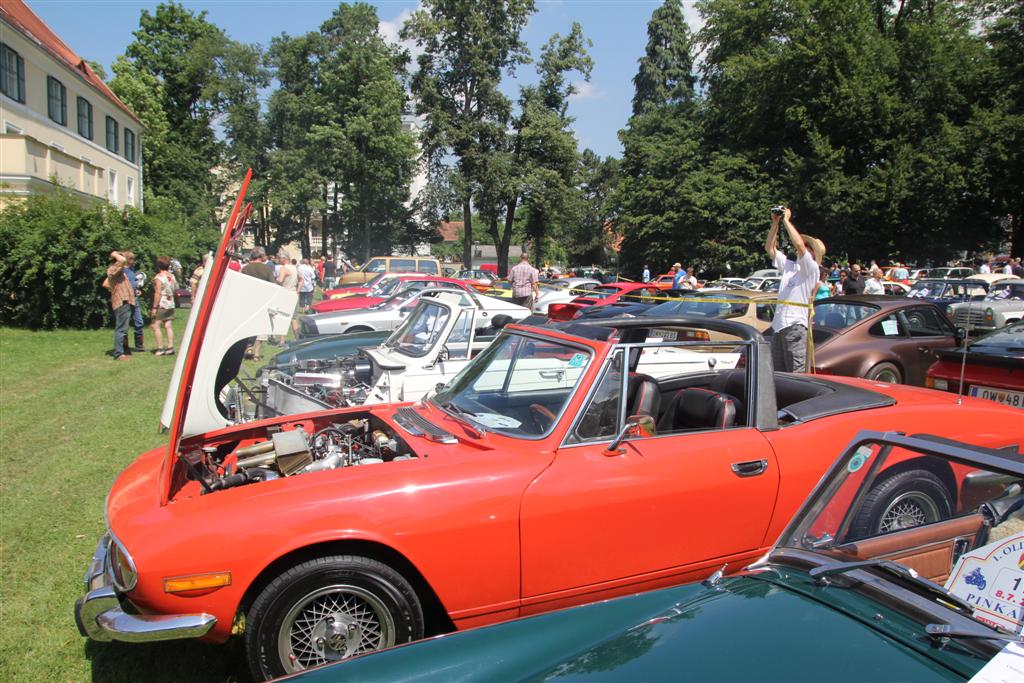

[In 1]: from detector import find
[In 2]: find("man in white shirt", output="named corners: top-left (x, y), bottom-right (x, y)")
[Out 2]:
top-left (297, 258), bottom-right (316, 311)
top-left (979, 261), bottom-right (990, 274)
top-left (765, 207), bottom-right (825, 373)
top-left (1004, 262), bottom-right (1014, 275)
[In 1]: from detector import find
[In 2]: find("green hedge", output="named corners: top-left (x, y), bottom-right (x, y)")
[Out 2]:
top-left (0, 190), bottom-right (218, 329)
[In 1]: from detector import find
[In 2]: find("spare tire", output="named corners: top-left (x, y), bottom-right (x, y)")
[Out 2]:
top-left (848, 469), bottom-right (953, 538)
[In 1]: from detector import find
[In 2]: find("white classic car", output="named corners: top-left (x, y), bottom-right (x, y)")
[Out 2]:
top-left (531, 277), bottom-right (602, 315)
top-left (252, 292), bottom-right (522, 417)
top-left (299, 284), bottom-right (529, 337)
top-left (948, 278), bottom-right (1024, 332)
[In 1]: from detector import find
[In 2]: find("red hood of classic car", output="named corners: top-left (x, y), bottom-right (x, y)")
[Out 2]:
top-left (311, 295), bottom-right (385, 313)
top-left (157, 170), bottom-right (255, 503)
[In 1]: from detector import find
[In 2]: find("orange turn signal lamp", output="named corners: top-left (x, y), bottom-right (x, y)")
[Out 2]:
top-left (163, 572), bottom-right (232, 594)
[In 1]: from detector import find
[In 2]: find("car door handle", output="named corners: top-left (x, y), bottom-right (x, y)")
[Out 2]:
top-left (731, 459), bottom-right (768, 477)
top-left (917, 346), bottom-right (932, 353)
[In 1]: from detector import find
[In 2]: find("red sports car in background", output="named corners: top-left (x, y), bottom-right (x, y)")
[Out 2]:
top-left (311, 275), bottom-right (469, 313)
top-left (547, 282), bottom-right (670, 320)
top-left (926, 321), bottom-right (1024, 409)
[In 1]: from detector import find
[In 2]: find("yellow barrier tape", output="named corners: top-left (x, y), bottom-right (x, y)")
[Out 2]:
top-left (548, 288), bottom-right (818, 373)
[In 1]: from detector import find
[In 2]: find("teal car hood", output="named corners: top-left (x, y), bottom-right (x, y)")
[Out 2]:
top-left (269, 330), bottom-right (390, 367)
top-left (285, 572), bottom-right (984, 682)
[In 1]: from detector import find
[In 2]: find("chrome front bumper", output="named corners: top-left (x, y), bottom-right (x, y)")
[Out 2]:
top-left (74, 533), bottom-right (217, 643)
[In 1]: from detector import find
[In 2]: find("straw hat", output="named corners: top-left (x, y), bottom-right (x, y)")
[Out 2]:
top-left (801, 234), bottom-right (826, 265)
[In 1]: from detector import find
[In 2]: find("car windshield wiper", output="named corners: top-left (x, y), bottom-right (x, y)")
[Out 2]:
top-left (439, 400), bottom-right (477, 418)
top-left (436, 400), bottom-right (488, 435)
top-left (925, 623), bottom-right (1023, 644)
top-left (809, 559), bottom-right (975, 613)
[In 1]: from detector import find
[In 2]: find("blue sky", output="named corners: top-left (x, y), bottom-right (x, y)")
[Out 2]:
top-left (27, 1), bottom-right (703, 157)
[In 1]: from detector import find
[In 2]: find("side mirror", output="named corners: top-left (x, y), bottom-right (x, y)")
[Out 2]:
top-left (603, 415), bottom-right (656, 456)
top-left (425, 346), bottom-right (450, 369)
top-left (955, 326), bottom-right (967, 347)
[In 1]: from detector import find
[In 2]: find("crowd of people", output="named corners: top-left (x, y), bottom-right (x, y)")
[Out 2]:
top-left (104, 246), bottom-right (340, 361)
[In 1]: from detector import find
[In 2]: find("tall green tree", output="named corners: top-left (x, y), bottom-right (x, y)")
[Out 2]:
top-left (111, 2), bottom-right (264, 219)
top-left (475, 23), bottom-right (593, 272)
top-left (695, 0), bottom-right (1007, 261)
top-left (317, 3), bottom-right (417, 260)
top-left (632, 0), bottom-right (697, 114)
top-left (402, 0), bottom-right (535, 268)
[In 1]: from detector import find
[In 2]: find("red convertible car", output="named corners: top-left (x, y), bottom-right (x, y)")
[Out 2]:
top-left (74, 176), bottom-right (1024, 681)
top-left (547, 282), bottom-right (671, 321)
top-left (311, 275), bottom-right (469, 314)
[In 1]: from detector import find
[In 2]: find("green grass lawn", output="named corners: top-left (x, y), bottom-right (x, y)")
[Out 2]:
top-left (0, 318), bottom-right (250, 682)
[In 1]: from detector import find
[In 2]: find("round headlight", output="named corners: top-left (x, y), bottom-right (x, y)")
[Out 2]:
top-left (985, 307), bottom-right (994, 322)
top-left (108, 536), bottom-right (138, 592)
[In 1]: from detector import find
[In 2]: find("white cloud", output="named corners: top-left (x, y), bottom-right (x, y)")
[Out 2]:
top-left (569, 80), bottom-right (604, 101)
top-left (681, 1), bottom-right (706, 34)
top-left (378, 6), bottom-right (424, 59)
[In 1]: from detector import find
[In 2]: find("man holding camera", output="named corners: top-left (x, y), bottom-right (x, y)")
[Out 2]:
top-left (765, 207), bottom-right (825, 373)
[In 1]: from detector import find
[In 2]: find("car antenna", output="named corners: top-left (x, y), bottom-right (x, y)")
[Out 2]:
top-left (955, 298), bottom-right (973, 406)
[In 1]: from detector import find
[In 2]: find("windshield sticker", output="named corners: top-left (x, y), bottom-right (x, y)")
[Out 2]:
top-left (945, 532), bottom-right (1024, 634)
top-left (567, 353), bottom-right (588, 368)
top-left (847, 447), bottom-right (871, 473)
top-left (880, 319), bottom-right (899, 336)
top-left (472, 413), bottom-right (522, 429)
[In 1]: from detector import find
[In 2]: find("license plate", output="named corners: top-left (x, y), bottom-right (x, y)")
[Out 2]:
top-left (969, 385), bottom-right (1024, 409)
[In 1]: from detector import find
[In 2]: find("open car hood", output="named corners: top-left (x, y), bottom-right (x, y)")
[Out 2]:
top-left (158, 171), bottom-right (298, 499)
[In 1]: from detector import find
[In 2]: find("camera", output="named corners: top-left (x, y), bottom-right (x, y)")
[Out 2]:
top-left (771, 205), bottom-right (785, 216)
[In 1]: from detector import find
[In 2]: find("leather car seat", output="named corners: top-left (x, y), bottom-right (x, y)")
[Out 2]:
top-left (658, 387), bottom-right (737, 432)
top-left (626, 372), bottom-right (660, 421)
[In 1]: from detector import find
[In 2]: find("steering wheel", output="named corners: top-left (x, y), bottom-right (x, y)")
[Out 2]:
top-left (529, 403), bottom-right (556, 432)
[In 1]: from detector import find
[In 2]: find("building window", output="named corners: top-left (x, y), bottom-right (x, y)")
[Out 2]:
top-left (105, 116), bottom-right (118, 153)
top-left (126, 176), bottom-right (135, 206)
top-left (77, 97), bottom-right (93, 139)
top-left (47, 76), bottom-right (67, 125)
top-left (0, 43), bottom-right (25, 103)
top-left (124, 128), bottom-right (135, 163)
top-left (108, 169), bottom-right (118, 206)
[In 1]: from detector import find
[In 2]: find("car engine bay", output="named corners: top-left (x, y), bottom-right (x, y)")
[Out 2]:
top-left (177, 414), bottom-right (415, 495)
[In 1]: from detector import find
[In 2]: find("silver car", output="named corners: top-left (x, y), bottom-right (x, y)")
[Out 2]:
top-left (532, 277), bottom-right (602, 314)
top-left (300, 286), bottom-right (529, 337)
top-left (948, 279), bottom-right (1024, 332)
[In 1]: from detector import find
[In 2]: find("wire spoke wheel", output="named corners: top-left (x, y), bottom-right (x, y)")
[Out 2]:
top-left (277, 584), bottom-right (396, 673)
top-left (878, 492), bottom-right (941, 533)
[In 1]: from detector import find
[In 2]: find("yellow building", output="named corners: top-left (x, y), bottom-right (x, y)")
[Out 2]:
top-left (0, 0), bottom-right (142, 209)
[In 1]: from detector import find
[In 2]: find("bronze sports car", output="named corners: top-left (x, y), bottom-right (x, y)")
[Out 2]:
top-left (810, 296), bottom-right (962, 385)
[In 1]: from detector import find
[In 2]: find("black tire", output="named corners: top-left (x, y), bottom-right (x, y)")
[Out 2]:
top-left (245, 555), bottom-right (424, 681)
top-left (865, 362), bottom-right (902, 384)
top-left (848, 469), bottom-right (953, 538)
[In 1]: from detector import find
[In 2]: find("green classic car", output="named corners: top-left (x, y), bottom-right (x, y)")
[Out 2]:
top-left (282, 431), bottom-right (1024, 682)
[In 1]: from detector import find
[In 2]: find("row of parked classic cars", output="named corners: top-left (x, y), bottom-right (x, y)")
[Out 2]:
top-left (75, 177), bottom-right (1024, 681)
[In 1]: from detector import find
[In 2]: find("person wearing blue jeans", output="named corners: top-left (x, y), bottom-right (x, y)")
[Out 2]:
top-left (123, 252), bottom-right (145, 353)
top-left (105, 251), bottom-right (137, 361)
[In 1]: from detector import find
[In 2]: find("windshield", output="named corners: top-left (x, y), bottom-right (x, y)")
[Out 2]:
top-left (908, 281), bottom-right (944, 298)
top-left (587, 286), bottom-right (623, 300)
top-left (987, 283), bottom-right (1024, 301)
top-left (374, 276), bottom-right (407, 298)
top-left (384, 301), bottom-right (451, 357)
top-left (377, 287), bottom-right (421, 311)
top-left (972, 321), bottom-right (1024, 350)
top-left (777, 433), bottom-right (1024, 636)
top-left (814, 302), bottom-right (878, 329)
top-left (647, 295), bottom-right (747, 319)
top-left (432, 333), bottom-right (592, 438)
